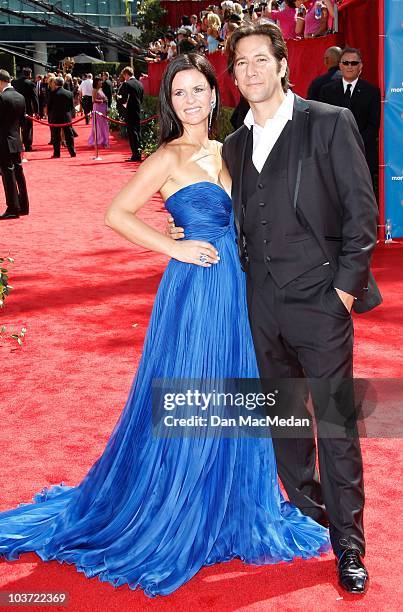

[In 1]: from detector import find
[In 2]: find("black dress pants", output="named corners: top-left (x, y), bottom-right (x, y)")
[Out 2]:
top-left (21, 115), bottom-right (33, 151)
top-left (0, 152), bottom-right (29, 214)
top-left (246, 262), bottom-right (365, 557)
top-left (81, 96), bottom-right (93, 124)
top-left (51, 126), bottom-right (75, 157)
top-left (126, 116), bottom-right (141, 160)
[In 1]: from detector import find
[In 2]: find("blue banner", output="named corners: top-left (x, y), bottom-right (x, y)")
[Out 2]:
top-left (384, 0), bottom-right (403, 237)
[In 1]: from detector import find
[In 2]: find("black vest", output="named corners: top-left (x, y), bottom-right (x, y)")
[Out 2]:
top-left (242, 122), bottom-right (326, 287)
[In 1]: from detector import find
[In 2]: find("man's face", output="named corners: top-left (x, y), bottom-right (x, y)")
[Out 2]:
top-left (340, 52), bottom-right (362, 82)
top-left (233, 35), bottom-right (286, 105)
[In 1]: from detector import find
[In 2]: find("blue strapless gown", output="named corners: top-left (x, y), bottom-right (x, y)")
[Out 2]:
top-left (0, 182), bottom-right (329, 597)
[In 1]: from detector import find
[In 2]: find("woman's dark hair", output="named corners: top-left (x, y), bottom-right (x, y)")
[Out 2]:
top-left (158, 53), bottom-right (220, 146)
top-left (227, 22), bottom-right (290, 93)
top-left (92, 76), bottom-right (102, 89)
top-left (285, 0), bottom-right (297, 8)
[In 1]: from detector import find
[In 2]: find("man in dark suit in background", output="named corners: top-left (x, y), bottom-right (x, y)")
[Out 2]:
top-left (12, 67), bottom-right (39, 152)
top-left (307, 45), bottom-right (342, 101)
top-left (47, 76), bottom-right (76, 158)
top-left (0, 70), bottom-right (30, 220)
top-left (320, 47), bottom-right (381, 194)
top-left (117, 66), bottom-right (144, 162)
top-left (101, 71), bottom-right (113, 108)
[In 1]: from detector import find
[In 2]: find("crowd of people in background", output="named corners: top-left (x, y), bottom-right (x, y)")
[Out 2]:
top-left (145, 0), bottom-right (340, 63)
top-left (13, 67), bottom-right (144, 161)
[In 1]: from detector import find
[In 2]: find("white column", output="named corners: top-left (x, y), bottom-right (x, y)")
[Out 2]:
top-left (33, 42), bottom-right (48, 75)
top-left (105, 46), bottom-right (119, 62)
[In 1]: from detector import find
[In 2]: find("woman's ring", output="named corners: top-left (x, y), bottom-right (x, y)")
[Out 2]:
top-left (199, 254), bottom-right (208, 264)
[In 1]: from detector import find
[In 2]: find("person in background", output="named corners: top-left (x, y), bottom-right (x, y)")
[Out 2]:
top-left (165, 32), bottom-right (178, 61)
top-left (307, 45), bottom-right (341, 101)
top-left (302, 0), bottom-right (332, 38)
top-left (263, 0), bottom-right (304, 39)
top-left (40, 74), bottom-right (49, 118)
top-left (35, 75), bottom-right (46, 119)
top-left (47, 76), bottom-right (76, 159)
top-left (72, 77), bottom-right (80, 113)
top-left (320, 47), bottom-right (381, 195)
top-left (190, 14), bottom-right (200, 35)
top-left (78, 73), bottom-right (93, 124)
top-left (177, 28), bottom-right (198, 54)
top-left (101, 71), bottom-right (113, 108)
top-left (118, 66), bottom-right (144, 162)
top-left (181, 15), bottom-right (193, 32)
top-left (0, 69), bottom-right (30, 220)
top-left (12, 67), bottom-right (39, 152)
top-left (206, 13), bottom-right (222, 53)
top-left (88, 76), bottom-right (109, 149)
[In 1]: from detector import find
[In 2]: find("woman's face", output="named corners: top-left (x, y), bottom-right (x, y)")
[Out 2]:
top-left (171, 69), bottom-right (215, 129)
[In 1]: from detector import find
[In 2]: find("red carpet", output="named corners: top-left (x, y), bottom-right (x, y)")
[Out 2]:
top-left (0, 122), bottom-right (402, 611)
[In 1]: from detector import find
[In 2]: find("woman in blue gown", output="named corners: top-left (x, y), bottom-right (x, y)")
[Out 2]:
top-left (0, 54), bottom-right (329, 597)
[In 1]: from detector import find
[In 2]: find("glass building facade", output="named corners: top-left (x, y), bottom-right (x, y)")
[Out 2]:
top-left (0, 0), bottom-right (133, 28)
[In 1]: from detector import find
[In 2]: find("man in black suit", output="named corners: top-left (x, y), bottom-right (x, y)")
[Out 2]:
top-left (221, 24), bottom-right (381, 594)
top-left (117, 66), bottom-right (144, 162)
top-left (320, 47), bottom-right (381, 194)
top-left (101, 71), bottom-right (113, 108)
top-left (12, 67), bottom-right (39, 152)
top-left (220, 24), bottom-right (380, 594)
top-left (47, 76), bottom-right (76, 158)
top-left (0, 70), bottom-right (30, 220)
top-left (307, 45), bottom-right (342, 101)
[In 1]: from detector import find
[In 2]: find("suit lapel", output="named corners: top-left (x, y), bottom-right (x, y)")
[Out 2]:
top-left (287, 95), bottom-right (309, 210)
top-left (231, 125), bottom-right (249, 228)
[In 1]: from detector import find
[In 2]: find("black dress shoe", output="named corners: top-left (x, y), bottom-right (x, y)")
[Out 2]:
top-left (51, 155), bottom-right (61, 158)
top-left (337, 548), bottom-right (368, 594)
top-left (70, 151), bottom-right (77, 157)
top-left (0, 212), bottom-right (20, 220)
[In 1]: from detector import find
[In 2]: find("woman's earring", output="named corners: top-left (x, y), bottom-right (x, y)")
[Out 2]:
top-left (209, 100), bottom-right (216, 132)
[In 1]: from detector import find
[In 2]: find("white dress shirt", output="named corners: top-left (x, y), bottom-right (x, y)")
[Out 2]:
top-left (78, 78), bottom-right (93, 97)
top-left (342, 77), bottom-right (358, 95)
top-left (243, 90), bottom-right (294, 173)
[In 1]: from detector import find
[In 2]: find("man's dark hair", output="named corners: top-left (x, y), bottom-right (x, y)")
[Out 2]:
top-left (0, 69), bottom-right (11, 83)
top-left (122, 66), bottom-right (134, 77)
top-left (23, 67), bottom-right (32, 77)
top-left (226, 22), bottom-right (290, 93)
top-left (158, 53), bottom-right (220, 146)
top-left (340, 47), bottom-right (363, 62)
top-left (285, 0), bottom-right (297, 7)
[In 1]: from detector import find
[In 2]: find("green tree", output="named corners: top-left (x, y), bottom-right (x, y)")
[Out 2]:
top-left (135, 0), bottom-right (167, 46)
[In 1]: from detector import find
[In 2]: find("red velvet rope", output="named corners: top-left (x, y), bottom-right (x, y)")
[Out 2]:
top-left (92, 111), bottom-right (158, 126)
top-left (25, 114), bottom-right (90, 127)
top-left (25, 112), bottom-right (158, 128)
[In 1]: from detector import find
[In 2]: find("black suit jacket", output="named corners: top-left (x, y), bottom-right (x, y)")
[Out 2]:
top-left (118, 77), bottom-right (144, 120)
top-left (0, 87), bottom-right (25, 155)
top-left (307, 66), bottom-right (341, 102)
top-left (47, 87), bottom-right (74, 124)
top-left (102, 79), bottom-right (113, 108)
top-left (320, 78), bottom-right (381, 172)
top-left (222, 95), bottom-right (381, 313)
top-left (12, 77), bottom-right (39, 115)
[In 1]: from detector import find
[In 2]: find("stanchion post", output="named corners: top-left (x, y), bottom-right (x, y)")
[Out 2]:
top-left (93, 110), bottom-right (102, 161)
top-left (378, 0), bottom-right (385, 242)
